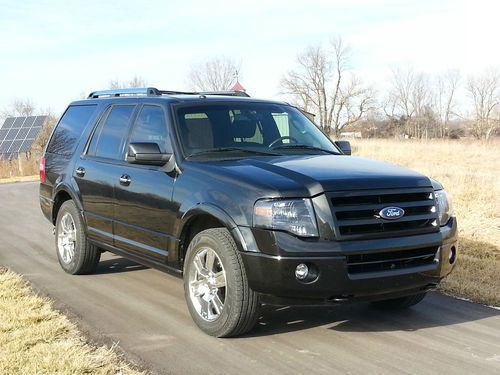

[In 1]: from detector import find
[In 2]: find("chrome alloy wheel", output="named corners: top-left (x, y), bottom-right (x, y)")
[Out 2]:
top-left (57, 212), bottom-right (76, 264)
top-left (188, 247), bottom-right (226, 322)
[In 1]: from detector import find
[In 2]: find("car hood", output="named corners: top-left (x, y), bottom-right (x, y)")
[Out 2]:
top-left (189, 155), bottom-right (432, 197)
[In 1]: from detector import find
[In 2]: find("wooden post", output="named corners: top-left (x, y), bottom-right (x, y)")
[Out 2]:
top-left (18, 155), bottom-right (24, 176)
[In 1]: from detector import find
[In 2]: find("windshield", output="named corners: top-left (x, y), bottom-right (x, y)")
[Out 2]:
top-left (174, 103), bottom-right (340, 158)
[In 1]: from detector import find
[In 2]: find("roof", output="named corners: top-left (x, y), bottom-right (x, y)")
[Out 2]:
top-left (71, 87), bottom-right (287, 106)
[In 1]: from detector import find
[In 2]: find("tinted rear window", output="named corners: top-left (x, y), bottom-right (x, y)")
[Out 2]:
top-left (47, 105), bottom-right (97, 155)
top-left (89, 105), bottom-right (135, 160)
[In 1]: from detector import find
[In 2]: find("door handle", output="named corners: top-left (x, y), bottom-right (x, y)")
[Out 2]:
top-left (119, 174), bottom-right (131, 186)
top-left (75, 167), bottom-right (85, 177)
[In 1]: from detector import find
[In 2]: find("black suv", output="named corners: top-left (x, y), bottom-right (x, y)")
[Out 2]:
top-left (39, 87), bottom-right (457, 337)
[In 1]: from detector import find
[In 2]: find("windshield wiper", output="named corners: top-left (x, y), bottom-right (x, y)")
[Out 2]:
top-left (271, 144), bottom-right (341, 155)
top-left (187, 147), bottom-right (280, 158)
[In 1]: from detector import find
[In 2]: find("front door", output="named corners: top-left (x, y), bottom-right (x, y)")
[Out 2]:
top-left (113, 104), bottom-right (176, 262)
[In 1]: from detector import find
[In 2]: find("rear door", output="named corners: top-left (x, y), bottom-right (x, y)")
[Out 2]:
top-left (73, 103), bottom-right (137, 245)
top-left (41, 104), bottom-right (98, 219)
top-left (113, 104), bottom-right (176, 262)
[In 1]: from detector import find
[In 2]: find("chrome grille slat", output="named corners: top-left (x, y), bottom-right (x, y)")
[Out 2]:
top-left (333, 199), bottom-right (436, 211)
top-left (328, 188), bottom-right (439, 240)
top-left (337, 213), bottom-right (436, 227)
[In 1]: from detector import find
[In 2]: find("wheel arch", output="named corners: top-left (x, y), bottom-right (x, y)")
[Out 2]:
top-left (52, 184), bottom-right (84, 226)
top-left (177, 204), bottom-right (247, 267)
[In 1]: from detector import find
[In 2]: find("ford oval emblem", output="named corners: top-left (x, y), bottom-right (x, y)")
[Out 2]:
top-left (378, 206), bottom-right (405, 220)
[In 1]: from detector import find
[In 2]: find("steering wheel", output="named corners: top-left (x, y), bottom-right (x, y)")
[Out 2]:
top-left (269, 136), bottom-right (299, 148)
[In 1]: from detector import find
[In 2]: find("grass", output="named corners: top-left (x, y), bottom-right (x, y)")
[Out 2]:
top-left (0, 174), bottom-right (38, 184)
top-left (352, 138), bottom-right (500, 306)
top-left (0, 139), bottom-right (497, 375)
top-left (0, 154), bottom-right (40, 179)
top-left (0, 266), bottom-right (145, 375)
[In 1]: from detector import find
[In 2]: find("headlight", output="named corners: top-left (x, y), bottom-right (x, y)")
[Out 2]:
top-left (434, 190), bottom-right (453, 226)
top-left (253, 198), bottom-right (318, 237)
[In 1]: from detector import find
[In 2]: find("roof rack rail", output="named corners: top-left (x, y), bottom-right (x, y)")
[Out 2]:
top-left (88, 87), bottom-right (250, 99)
top-left (87, 87), bottom-right (161, 98)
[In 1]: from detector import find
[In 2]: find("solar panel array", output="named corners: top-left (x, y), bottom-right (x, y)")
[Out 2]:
top-left (0, 116), bottom-right (46, 160)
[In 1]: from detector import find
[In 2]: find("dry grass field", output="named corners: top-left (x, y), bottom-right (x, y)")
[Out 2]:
top-left (0, 154), bottom-right (40, 179)
top-left (1, 139), bottom-right (498, 307)
top-left (0, 267), bottom-right (144, 375)
top-left (352, 138), bottom-right (500, 306)
top-left (0, 137), bottom-right (497, 374)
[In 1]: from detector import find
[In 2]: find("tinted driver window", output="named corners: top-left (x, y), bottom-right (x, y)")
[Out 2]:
top-left (91, 105), bottom-right (135, 159)
top-left (129, 105), bottom-right (169, 153)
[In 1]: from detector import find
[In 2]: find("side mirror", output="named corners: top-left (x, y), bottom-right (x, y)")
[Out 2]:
top-left (127, 142), bottom-right (171, 166)
top-left (335, 140), bottom-right (351, 155)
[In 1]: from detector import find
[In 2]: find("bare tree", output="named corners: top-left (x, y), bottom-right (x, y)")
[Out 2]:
top-left (466, 68), bottom-right (499, 139)
top-left (31, 109), bottom-right (58, 153)
top-left (188, 56), bottom-right (240, 92)
top-left (281, 45), bottom-right (329, 124)
top-left (108, 75), bottom-right (148, 89)
top-left (281, 37), bottom-right (374, 136)
top-left (435, 70), bottom-right (460, 137)
top-left (388, 67), bottom-right (415, 120)
top-left (1, 98), bottom-right (36, 119)
top-left (385, 67), bottom-right (436, 138)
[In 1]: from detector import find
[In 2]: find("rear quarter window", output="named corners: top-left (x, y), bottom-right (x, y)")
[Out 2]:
top-left (46, 105), bottom-right (97, 155)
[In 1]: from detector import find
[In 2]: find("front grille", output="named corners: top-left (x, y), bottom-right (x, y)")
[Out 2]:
top-left (347, 246), bottom-right (438, 274)
top-left (329, 188), bottom-right (439, 240)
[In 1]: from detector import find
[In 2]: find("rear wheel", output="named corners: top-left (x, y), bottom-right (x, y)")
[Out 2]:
top-left (55, 200), bottom-right (100, 275)
top-left (371, 292), bottom-right (427, 309)
top-left (184, 228), bottom-right (259, 337)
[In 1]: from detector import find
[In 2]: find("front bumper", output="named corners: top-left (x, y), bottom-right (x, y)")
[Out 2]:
top-left (239, 217), bottom-right (458, 304)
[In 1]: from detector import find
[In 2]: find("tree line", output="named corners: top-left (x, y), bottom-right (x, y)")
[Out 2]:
top-left (2, 37), bottom-right (498, 141)
top-left (188, 38), bottom-right (499, 140)
top-left (280, 37), bottom-right (499, 139)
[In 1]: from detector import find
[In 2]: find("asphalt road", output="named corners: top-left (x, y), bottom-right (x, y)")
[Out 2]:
top-left (1, 181), bottom-right (499, 375)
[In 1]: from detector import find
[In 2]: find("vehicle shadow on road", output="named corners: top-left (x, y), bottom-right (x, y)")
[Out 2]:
top-left (245, 293), bottom-right (499, 337)
top-left (94, 257), bottom-right (148, 275)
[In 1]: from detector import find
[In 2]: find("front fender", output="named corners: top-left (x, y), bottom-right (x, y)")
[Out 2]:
top-left (176, 203), bottom-right (254, 253)
top-left (179, 203), bottom-right (237, 230)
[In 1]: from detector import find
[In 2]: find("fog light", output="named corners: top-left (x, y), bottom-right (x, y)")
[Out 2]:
top-left (295, 263), bottom-right (309, 280)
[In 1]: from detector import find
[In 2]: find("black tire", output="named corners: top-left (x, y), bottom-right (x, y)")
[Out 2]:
top-left (371, 292), bottom-right (427, 310)
top-left (55, 200), bottom-right (100, 275)
top-left (183, 228), bottom-right (259, 337)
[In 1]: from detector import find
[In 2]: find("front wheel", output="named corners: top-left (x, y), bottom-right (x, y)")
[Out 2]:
top-left (183, 228), bottom-right (259, 337)
top-left (55, 200), bottom-right (100, 275)
top-left (371, 292), bottom-right (427, 310)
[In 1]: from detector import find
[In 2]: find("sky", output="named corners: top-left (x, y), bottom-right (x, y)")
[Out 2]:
top-left (0, 0), bottom-right (498, 115)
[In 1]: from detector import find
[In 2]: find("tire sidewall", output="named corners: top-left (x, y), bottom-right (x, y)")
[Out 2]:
top-left (55, 201), bottom-right (86, 274)
top-left (183, 230), bottom-right (241, 336)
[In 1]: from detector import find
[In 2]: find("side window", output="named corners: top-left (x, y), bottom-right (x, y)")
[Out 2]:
top-left (46, 105), bottom-right (97, 155)
top-left (89, 105), bottom-right (135, 160)
top-left (129, 105), bottom-right (170, 153)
